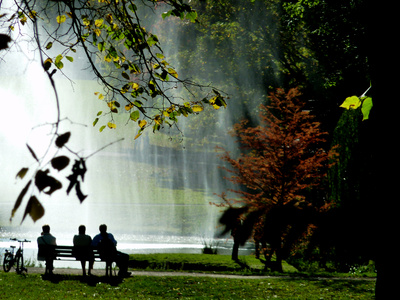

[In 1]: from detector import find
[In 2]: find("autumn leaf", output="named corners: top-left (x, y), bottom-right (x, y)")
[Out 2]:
top-left (94, 19), bottom-right (103, 27)
top-left (125, 103), bottom-right (134, 111)
top-left (21, 196), bottom-right (44, 224)
top-left (192, 105), bottom-right (203, 113)
top-left (107, 122), bottom-right (117, 129)
top-left (138, 119), bottom-right (147, 128)
top-left (339, 96), bottom-right (361, 110)
top-left (56, 15), bottom-right (66, 24)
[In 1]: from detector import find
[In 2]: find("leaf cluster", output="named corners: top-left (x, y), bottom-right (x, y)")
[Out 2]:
top-left (2, 0), bottom-right (226, 140)
top-left (219, 88), bottom-right (335, 209)
top-left (11, 130), bottom-right (90, 224)
top-left (217, 88), bottom-right (338, 261)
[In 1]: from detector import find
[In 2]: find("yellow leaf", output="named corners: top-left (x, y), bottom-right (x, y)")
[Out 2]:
top-left (339, 96), bottom-right (361, 110)
top-left (94, 28), bottom-right (101, 36)
top-left (105, 14), bottom-right (113, 24)
top-left (166, 105), bottom-right (175, 113)
top-left (132, 82), bottom-right (139, 90)
top-left (154, 115), bottom-right (162, 125)
top-left (134, 132), bottom-right (142, 140)
top-left (107, 122), bottom-right (116, 129)
top-left (125, 103), bottom-right (134, 111)
top-left (56, 15), bottom-right (66, 24)
top-left (95, 19), bottom-right (103, 27)
top-left (138, 120), bottom-right (147, 128)
top-left (82, 18), bottom-right (91, 26)
top-left (104, 55), bottom-right (112, 62)
top-left (192, 105), bottom-right (203, 113)
top-left (98, 93), bottom-right (104, 100)
top-left (168, 68), bottom-right (178, 78)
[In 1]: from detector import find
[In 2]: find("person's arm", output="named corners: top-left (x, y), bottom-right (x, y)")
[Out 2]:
top-left (108, 233), bottom-right (117, 246)
top-left (91, 234), bottom-right (101, 247)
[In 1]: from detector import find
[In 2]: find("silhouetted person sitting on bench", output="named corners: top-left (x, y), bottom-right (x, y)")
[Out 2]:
top-left (73, 225), bottom-right (94, 276)
top-left (91, 224), bottom-right (131, 277)
top-left (37, 224), bottom-right (56, 275)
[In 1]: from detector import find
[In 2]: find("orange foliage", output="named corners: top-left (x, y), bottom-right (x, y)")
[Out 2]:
top-left (218, 88), bottom-right (336, 212)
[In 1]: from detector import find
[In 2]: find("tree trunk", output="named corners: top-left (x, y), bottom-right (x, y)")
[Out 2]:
top-left (367, 3), bottom-right (398, 298)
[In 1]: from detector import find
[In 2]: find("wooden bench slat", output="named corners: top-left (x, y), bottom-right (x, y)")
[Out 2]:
top-left (39, 245), bottom-right (105, 261)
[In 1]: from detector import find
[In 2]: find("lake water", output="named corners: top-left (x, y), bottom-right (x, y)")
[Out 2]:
top-left (0, 232), bottom-right (255, 269)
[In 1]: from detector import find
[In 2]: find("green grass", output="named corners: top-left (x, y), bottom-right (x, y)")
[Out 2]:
top-left (0, 271), bottom-right (375, 299)
top-left (1, 253), bottom-right (376, 299)
top-left (129, 253), bottom-right (298, 274)
top-left (128, 253), bottom-right (376, 279)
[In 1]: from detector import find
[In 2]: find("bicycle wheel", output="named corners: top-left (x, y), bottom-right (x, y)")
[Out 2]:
top-left (16, 253), bottom-right (24, 274)
top-left (3, 253), bottom-right (13, 272)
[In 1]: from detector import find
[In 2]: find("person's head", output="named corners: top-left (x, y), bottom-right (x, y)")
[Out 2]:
top-left (42, 225), bottom-right (50, 234)
top-left (99, 224), bottom-right (107, 234)
top-left (78, 225), bottom-right (86, 234)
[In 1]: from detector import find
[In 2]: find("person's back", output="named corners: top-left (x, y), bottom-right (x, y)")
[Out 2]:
top-left (92, 224), bottom-right (130, 277)
top-left (37, 225), bottom-right (56, 275)
top-left (73, 225), bottom-right (93, 276)
top-left (97, 233), bottom-right (117, 261)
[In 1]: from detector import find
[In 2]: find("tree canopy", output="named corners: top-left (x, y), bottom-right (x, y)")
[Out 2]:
top-left (217, 88), bottom-right (337, 271)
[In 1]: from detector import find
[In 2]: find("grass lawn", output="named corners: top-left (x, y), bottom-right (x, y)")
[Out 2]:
top-left (0, 271), bottom-right (375, 299)
top-left (1, 253), bottom-right (376, 299)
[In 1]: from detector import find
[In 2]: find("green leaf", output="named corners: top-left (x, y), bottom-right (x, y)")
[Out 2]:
top-left (99, 125), bottom-right (106, 132)
top-left (98, 41), bottom-right (105, 52)
top-left (147, 34), bottom-right (159, 47)
top-left (186, 11), bottom-right (198, 23)
top-left (361, 97), bottom-right (373, 121)
top-left (93, 117), bottom-right (99, 126)
top-left (54, 54), bottom-right (64, 69)
top-left (45, 42), bottom-right (53, 50)
top-left (130, 110), bottom-right (140, 121)
top-left (66, 56), bottom-right (73, 62)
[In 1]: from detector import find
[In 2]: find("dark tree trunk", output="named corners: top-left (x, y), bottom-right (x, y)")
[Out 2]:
top-left (367, 3), bottom-right (398, 298)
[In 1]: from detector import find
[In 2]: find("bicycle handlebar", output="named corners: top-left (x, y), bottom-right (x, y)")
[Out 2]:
top-left (10, 238), bottom-right (31, 243)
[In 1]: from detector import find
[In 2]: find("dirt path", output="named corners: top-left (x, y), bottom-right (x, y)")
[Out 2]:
top-left (24, 267), bottom-right (376, 281)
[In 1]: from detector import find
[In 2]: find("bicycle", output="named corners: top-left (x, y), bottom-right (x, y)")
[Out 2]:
top-left (3, 238), bottom-right (31, 274)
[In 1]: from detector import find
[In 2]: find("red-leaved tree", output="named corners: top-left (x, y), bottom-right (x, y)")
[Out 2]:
top-left (217, 88), bottom-right (337, 270)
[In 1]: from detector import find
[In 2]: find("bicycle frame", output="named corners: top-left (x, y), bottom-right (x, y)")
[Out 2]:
top-left (3, 238), bottom-right (31, 274)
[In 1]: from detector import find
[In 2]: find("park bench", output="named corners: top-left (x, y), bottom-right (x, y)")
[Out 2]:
top-left (38, 245), bottom-right (114, 276)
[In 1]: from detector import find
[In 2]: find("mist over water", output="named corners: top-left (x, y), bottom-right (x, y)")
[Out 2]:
top-left (0, 1), bottom-right (280, 258)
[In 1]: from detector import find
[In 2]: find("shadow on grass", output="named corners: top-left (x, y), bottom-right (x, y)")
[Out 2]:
top-left (41, 273), bottom-right (123, 286)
